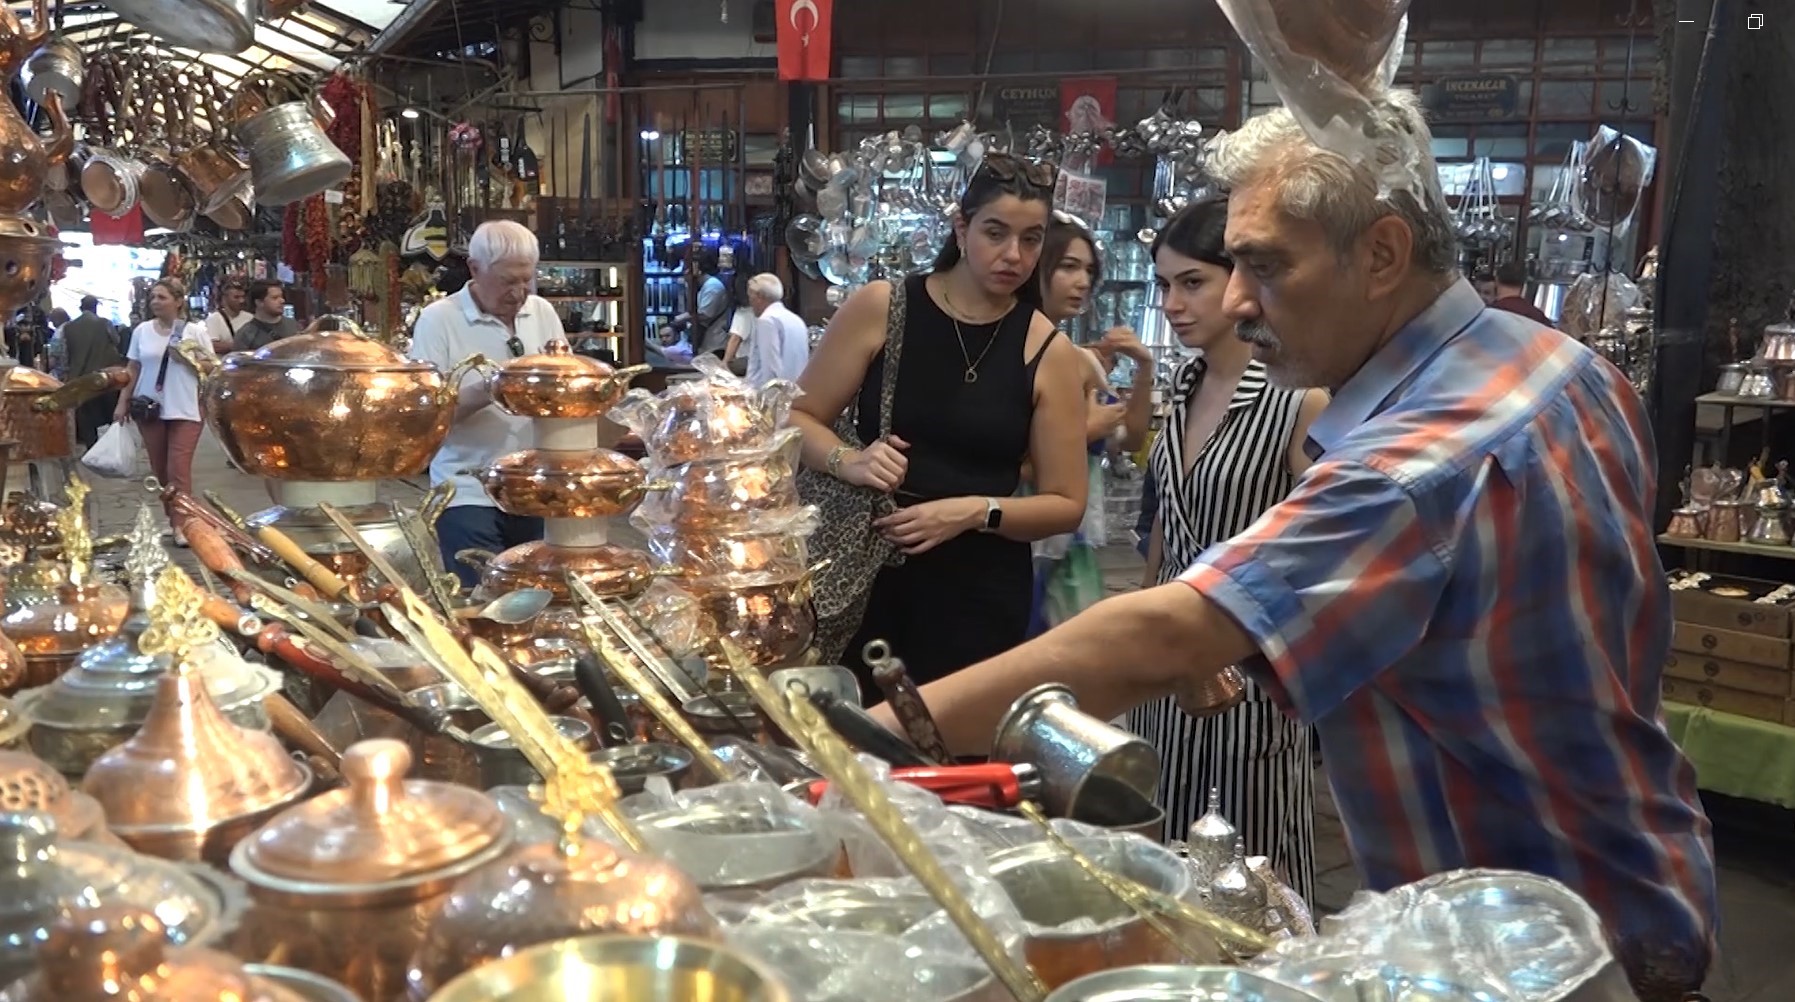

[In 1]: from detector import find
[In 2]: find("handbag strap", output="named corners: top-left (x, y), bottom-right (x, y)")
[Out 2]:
top-left (874, 278), bottom-right (908, 438)
top-left (151, 325), bottom-right (175, 393)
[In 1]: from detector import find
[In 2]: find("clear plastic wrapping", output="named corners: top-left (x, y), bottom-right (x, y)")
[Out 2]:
top-left (725, 925), bottom-right (999, 1002)
top-left (1577, 125), bottom-right (1658, 229)
top-left (1252, 869), bottom-right (1628, 1002)
top-left (622, 779), bottom-right (845, 895)
top-left (609, 355), bottom-right (801, 467)
top-left (630, 428), bottom-right (808, 534)
top-left (1216, 0), bottom-right (1416, 197)
top-left (1560, 270), bottom-right (1644, 340)
top-left (641, 510), bottom-right (819, 580)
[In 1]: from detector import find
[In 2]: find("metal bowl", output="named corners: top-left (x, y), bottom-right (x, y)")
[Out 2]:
top-left (425, 934), bottom-right (790, 1002)
top-left (635, 802), bottom-right (839, 894)
top-left (1044, 965), bottom-right (1324, 1002)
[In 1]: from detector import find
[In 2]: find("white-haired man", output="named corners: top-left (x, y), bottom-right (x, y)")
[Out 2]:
top-left (885, 92), bottom-right (1715, 1000)
top-left (408, 220), bottom-right (564, 587)
top-left (741, 273), bottom-right (809, 386)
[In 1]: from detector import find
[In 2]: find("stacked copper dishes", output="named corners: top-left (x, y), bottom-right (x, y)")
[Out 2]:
top-left (612, 358), bottom-right (819, 677)
top-left (406, 831), bottom-right (718, 996)
top-left (227, 739), bottom-right (513, 1002)
top-left (0, 907), bottom-right (315, 1002)
top-left (188, 318), bottom-right (478, 594)
top-left (80, 662), bottom-right (311, 865)
top-left (0, 812), bottom-right (239, 987)
top-left (467, 339), bottom-right (650, 604)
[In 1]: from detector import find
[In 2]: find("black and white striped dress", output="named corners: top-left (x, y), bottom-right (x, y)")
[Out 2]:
top-left (1125, 355), bottom-right (1317, 905)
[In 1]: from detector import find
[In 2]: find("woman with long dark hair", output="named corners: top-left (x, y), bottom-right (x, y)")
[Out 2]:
top-left (1028, 215), bottom-right (1155, 632)
top-left (113, 277), bottom-right (217, 545)
top-left (791, 153), bottom-right (1090, 694)
top-left (1124, 198), bottom-right (1327, 902)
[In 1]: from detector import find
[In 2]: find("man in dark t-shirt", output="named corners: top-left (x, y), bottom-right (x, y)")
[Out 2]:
top-left (235, 280), bottom-right (300, 351)
top-left (1488, 260), bottom-right (1556, 327)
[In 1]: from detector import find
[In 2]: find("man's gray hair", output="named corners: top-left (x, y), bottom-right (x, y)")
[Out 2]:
top-left (467, 220), bottom-right (541, 269)
top-left (1208, 90), bottom-right (1459, 275)
top-left (747, 273), bottom-right (784, 302)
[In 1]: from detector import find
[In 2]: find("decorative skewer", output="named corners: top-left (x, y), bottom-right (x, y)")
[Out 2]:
top-left (864, 639), bottom-right (952, 765)
top-left (725, 643), bottom-right (1047, 1002)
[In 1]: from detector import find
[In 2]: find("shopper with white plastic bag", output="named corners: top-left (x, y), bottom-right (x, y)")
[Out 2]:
top-left (81, 420), bottom-right (146, 479)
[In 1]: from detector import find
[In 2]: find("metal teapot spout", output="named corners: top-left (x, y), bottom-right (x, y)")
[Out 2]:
top-left (39, 90), bottom-right (72, 168)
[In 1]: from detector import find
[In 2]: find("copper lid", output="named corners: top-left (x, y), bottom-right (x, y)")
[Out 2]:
top-left (408, 836), bottom-right (717, 994)
top-left (0, 367), bottom-right (57, 395)
top-left (497, 337), bottom-right (616, 379)
top-left (486, 446), bottom-right (643, 483)
top-left (79, 665), bottom-right (311, 844)
top-left (224, 327), bottom-right (432, 371)
top-left (476, 541), bottom-right (656, 603)
top-left (0, 216), bottom-right (57, 245)
top-left (0, 751), bottom-right (108, 840)
top-left (230, 739), bottom-right (510, 904)
top-left (7, 907), bottom-right (306, 1002)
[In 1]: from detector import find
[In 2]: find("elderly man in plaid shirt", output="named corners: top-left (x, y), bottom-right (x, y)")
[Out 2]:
top-left (895, 91), bottom-right (1716, 1002)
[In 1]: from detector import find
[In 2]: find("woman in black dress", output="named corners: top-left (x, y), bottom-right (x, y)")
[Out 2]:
top-left (790, 154), bottom-right (1091, 693)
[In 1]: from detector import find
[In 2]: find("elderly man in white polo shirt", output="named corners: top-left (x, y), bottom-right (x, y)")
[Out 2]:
top-left (743, 273), bottom-right (810, 386)
top-left (408, 220), bottom-right (566, 587)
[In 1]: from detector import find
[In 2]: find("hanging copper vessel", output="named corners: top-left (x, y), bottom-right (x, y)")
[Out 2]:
top-left (227, 739), bottom-right (513, 1002)
top-left (80, 664), bottom-right (313, 865)
top-left (0, 907), bottom-right (308, 1002)
top-left (0, 0), bottom-right (72, 219)
top-left (406, 834), bottom-right (719, 996)
top-left (485, 338), bottom-right (648, 419)
top-left (1, 361), bottom-right (74, 463)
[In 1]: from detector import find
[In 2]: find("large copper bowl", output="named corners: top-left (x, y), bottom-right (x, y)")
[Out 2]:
top-left (486, 339), bottom-right (647, 419)
top-left (466, 541), bottom-right (656, 605)
top-left (1, 364), bottom-right (73, 463)
top-left (475, 448), bottom-right (652, 519)
top-left (682, 569), bottom-right (816, 671)
top-left (200, 326), bottom-right (483, 481)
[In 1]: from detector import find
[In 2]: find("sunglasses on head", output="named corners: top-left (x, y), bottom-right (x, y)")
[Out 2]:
top-left (977, 152), bottom-right (1058, 191)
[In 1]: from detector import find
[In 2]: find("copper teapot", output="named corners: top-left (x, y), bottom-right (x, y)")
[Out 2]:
top-left (0, 0), bottom-right (72, 218)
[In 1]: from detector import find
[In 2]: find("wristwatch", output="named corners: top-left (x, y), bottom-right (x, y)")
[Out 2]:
top-left (980, 498), bottom-right (1003, 533)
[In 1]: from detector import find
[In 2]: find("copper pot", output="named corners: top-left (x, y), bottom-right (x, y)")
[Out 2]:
top-left (1, 362), bottom-right (73, 462)
top-left (0, 907), bottom-right (311, 1002)
top-left (205, 184), bottom-right (254, 231)
top-left (0, 565), bottom-right (129, 690)
top-left (485, 338), bottom-right (648, 419)
top-left (137, 151), bottom-right (199, 231)
top-left (465, 541), bottom-right (655, 605)
top-left (645, 525), bottom-right (811, 579)
top-left (0, 221), bottom-right (62, 334)
top-left (0, 0), bottom-right (71, 219)
top-left (406, 835), bottom-right (718, 997)
top-left (236, 101), bottom-right (351, 206)
top-left (199, 325), bottom-right (485, 481)
top-left (634, 428), bottom-right (804, 532)
top-left (475, 447), bottom-right (653, 518)
top-left (228, 739), bottom-right (513, 1002)
top-left (681, 569), bottom-right (817, 670)
top-left (80, 148), bottom-right (148, 218)
top-left (612, 378), bottom-right (800, 467)
top-left (174, 143), bottom-right (251, 215)
top-left (80, 664), bottom-right (313, 865)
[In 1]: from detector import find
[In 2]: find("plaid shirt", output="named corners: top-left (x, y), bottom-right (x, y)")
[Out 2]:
top-left (1180, 280), bottom-right (1716, 992)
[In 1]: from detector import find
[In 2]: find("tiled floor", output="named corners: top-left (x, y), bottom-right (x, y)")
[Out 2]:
top-left (69, 438), bottom-right (1795, 1000)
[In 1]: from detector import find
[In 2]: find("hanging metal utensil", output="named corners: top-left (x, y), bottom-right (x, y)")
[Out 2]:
top-left (580, 112), bottom-right (594, 259)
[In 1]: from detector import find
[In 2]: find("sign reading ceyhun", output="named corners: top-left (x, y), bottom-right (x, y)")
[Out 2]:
top-left (1422, 74), bottom-right (1522, 122)
top-left (994, 84), bottom-right (1061, 130)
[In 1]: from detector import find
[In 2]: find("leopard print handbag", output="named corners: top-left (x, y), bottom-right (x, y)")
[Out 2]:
top-left (796, 280), bottom-right (908, 663)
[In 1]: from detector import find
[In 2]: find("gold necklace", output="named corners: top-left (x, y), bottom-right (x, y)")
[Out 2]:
top-left (941, 285), bottom-right (1008, 384)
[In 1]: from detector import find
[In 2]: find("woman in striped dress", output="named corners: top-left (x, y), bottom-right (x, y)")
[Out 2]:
top-left (1124, 199), bottom-right (1328, 904)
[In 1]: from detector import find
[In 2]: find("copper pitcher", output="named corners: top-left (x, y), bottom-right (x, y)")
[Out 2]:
top-left (0, 0), bottom-right (72, 217)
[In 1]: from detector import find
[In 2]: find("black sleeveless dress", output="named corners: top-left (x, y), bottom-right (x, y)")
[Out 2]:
top-left (846, 274), bottom-right (1057, 694)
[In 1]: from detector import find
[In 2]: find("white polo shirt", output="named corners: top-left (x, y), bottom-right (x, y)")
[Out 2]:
top-left (407, 287), bottom-right (565, 509)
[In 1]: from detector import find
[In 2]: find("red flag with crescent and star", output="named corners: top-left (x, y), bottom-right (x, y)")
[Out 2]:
top-left (775, 0), bottom-right (832, 81)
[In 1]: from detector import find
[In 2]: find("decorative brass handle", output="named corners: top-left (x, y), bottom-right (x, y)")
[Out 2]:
top-left (443, 353), bottom-right (492, 404)
top-left (31, 366), bottom-right (129, 412)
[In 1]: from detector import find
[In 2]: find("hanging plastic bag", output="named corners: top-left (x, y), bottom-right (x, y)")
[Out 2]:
top-left (81, 422), bottom-right (146, 480)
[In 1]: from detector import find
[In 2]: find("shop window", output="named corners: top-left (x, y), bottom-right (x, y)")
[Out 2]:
top-left (1195, 48), bottom-right (1228, 70)
top-left (1600, 38), bottom-right (1655, 73)
top-left (928, 94), bottom-right (968, 123)
top-left (836, 94), bottom-right (879, 125)
top-left (1536, 80), bottom-right (1595, 117)
top-left (990, 51), bottom-right (1034, 74)
top-left (1478, 39), bottom-right (1536, 69)
top-left (929, 53), bottom-right (974, 75)
top-left (1038, 51), bottom-right (1092, 72)
top-left (742, 134), bottom-right (780, 168)
top-left (838, 56), bottom-right (880, 78)
top-left (1192, 87), bottom-right (1227, 121)
top-left (1533, 123), bottom-right (1591, 162)
top-left (1095, 49), bottom-right (1143, 70)
top-left (1248, 79), bottom-right (1279, 106)
top-left (884, 56), bottom-right (925, 77)
top-left (1401, 40), bottom-right (1418, 72)
top-left (1472, 125), bottom-right (1529, 160)
top-left (882, 93), bottom-right (927, 120)
top-left (1542, 38), bottom-right (1599, 71)
top-left (1530, 165), bottom-right (1565, 203)
top-left (1430, 127), bottom-right (1471, 161)
top-left (1440, 161), bottom-right (1527, 199)
top-left (1144, 48), bottom-right (1195, 69)
top-left (1596, 79), bottom-right (1652, 116)
top-left (1419, 40), bottom-right (1475, 70)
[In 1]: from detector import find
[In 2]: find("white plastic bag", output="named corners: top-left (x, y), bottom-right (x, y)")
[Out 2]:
top-left (81, 422), bottom-right (146, 479)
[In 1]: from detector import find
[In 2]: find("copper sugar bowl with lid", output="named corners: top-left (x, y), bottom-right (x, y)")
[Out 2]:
top-left (483, 338), bottom-right (647, 419)
top-left (474, 446), bottom-right (657, 519)
top-left (0, 907), bottom-right (318, 1002)
top-left (406, 832), bottom-right (718, 997)
top-left (0, 562), bottom-right (130, 692)
top-left (80, 664), bottom-right (312, 866)
top-left (194, 320), bottom-right (486, 480)
top-left (227, 738), bottom-right (513, 1002)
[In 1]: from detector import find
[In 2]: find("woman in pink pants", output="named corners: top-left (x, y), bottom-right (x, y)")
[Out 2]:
top-left (114, 277), bottom-right (216, 546)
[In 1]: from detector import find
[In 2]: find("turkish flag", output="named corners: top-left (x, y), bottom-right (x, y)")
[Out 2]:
top-left (776, 0), bottom-right (832, 82)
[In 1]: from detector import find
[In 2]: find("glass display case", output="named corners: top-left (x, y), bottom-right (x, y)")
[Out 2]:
top-left (536, 261), bottom-right (638, 366)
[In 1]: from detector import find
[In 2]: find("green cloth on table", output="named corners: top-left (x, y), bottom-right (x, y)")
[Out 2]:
top-left (1662, 702), bottom-right (1795, 809)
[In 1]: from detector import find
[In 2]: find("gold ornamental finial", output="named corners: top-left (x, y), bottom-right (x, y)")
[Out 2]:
top-left (122, 503), bottom-right (171, 584)
top-left (53, 474), bottom-right (93, 585)
top-left (137, 564), bottom-right (220, 667)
